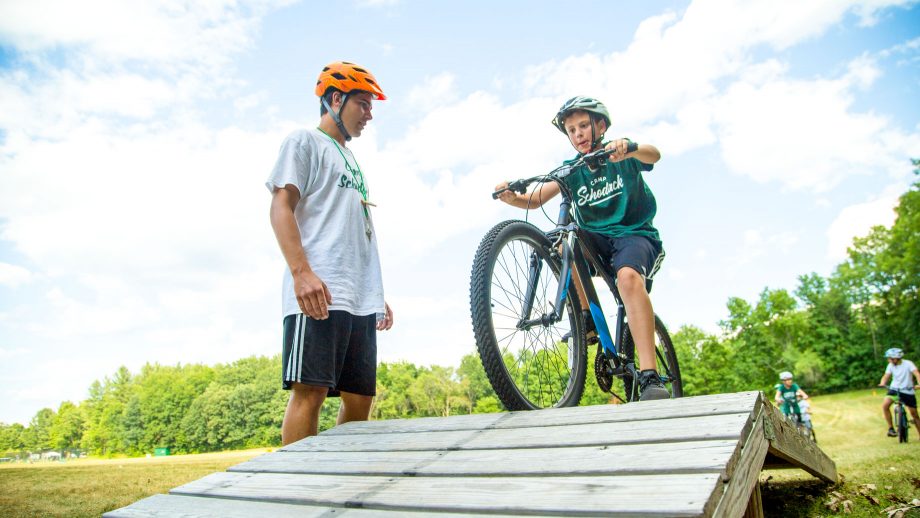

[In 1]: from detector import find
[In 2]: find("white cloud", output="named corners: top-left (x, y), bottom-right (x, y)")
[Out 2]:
top-left (0, 263), bottom-right (33, 287)
top-left (826, 186), bottom-right (901, 261)
top-left (516, 0), bottom-right (918, 192)
top-left (712, 68), bottom-right (889, 191)
top-left (406, 73), bottom-right (459, 113)
top-left (0, 0), bottom-right (288, 64)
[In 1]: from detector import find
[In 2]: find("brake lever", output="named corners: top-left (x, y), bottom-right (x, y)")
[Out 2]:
top-left (491, 179), bottom-right (530, 199)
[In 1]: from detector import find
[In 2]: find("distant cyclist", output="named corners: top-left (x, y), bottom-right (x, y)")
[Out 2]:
top-left (774, 371), bottom-right (809, 419)
top-left (878, 348), bottom-right (920, 439)
top-left (797, 398), bottom-right (814, 436)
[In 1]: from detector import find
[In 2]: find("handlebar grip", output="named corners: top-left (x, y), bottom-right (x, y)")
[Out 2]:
top-left (491, 189), bottom-right (505, 200)
top-left (626, 141), bottom-right (639, 153)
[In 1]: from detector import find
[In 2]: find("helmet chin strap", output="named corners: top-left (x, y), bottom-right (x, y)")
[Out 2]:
top-left (322, 93), bottom-right (352, 142)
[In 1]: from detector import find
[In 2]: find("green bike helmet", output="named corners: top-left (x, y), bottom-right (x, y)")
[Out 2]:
top-left (552, 96), bottom-right (612, 153)
top-left (551, 96), bottom-right (612, 134)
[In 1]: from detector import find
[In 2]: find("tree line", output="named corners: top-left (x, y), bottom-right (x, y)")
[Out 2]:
top-left (2, 161), bottom-right (916, 459)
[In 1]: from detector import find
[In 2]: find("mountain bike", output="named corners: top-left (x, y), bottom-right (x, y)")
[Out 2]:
top-left (885, 387), bottom-right (911, 443)
top-left (788, 409), bottom-right (816, 442)
top-left (470, 145), bottom-right (682, 410)
top-left (777, 398), bottom-right (816, 442)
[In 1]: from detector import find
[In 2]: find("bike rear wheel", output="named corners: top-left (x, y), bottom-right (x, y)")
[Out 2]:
top-left (470, 220), bottom-right (587, 410)
top-left (621, 315), bottom-right (682, 402)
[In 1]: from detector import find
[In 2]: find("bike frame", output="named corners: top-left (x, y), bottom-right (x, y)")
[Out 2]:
top-left (515, 177), bottom-right (633, 374)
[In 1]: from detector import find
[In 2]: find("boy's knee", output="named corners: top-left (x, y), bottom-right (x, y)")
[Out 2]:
top-left (616, 267), bottom-right (645, 293)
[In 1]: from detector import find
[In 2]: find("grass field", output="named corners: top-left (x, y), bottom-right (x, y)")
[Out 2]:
top-left (0, 449), bottom-right (266, 517)
top-left (759, 389), bottom-right (920, 517)
top-left (1, 389), bottom-right (918, 517)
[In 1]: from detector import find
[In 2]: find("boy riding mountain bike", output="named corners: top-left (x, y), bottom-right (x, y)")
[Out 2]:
top-left (878, 347), bottom-right (920, 439)
top-left (774, 371), bottom-right (809, 420)
top-left (493, 96), bottom-right (668, 401)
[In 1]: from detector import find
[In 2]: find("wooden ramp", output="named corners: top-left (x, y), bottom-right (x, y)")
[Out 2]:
top-left (105, 391), bottom-right (835, 517)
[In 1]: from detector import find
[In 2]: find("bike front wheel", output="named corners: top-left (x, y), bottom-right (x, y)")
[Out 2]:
top-left (621, 315), bottom-right (683, 402)
top-left (470, 220), bottom-right (587, 410)
top-left (897, 405), bottom-right (909, 443)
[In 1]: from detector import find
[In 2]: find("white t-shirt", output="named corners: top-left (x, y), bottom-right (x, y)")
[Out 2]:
top-left (886, 359), bottom-right (917, 394)
top-left (266, 128), bottom-right (385, 318)
top-left (797, 399), bottom-right (811, 419)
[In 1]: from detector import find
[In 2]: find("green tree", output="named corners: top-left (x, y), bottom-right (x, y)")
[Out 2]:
top-left (49, 401), bottom-right (85, 453)
top-left (721, 288), bottom-right (806, 393)
top-left (132, 363), bottom-right (214, 453)
top-left (457, 353), bottom-right (493, 413)
top-left (0, 422), bottom-right (26, 454)
top-left (81, 367), bottom-right (134, 455)
top-left (26, 408), bottom-right (55, 451)
top-left (407, 366), bottom-right (469, 417)
top-left (373, 362), bottom-right (418, 420)
top-left (180, 356), bottom-right (287, 451)
top-left (671, 325), bottom-right (734, 396)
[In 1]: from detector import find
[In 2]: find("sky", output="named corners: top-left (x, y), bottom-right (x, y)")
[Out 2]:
top-left (0, 0), bottom-right (918, 425)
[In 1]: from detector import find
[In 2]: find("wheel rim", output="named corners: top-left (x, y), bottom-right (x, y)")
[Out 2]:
top-left (488, 234), bottom-right (579, 408)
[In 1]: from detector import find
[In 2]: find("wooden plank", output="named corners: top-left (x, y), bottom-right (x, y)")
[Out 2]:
top-left (284, 413), bottom-right (752, 452)
top-left (231, 439), bottom-right (739, 476)
top-left (171, 471), bottom-right (720, 516)
top-left (742, 483), bottom-right (764, 518)
top-left (762, 402), bottom-right (837, 482)
top-left (322, 392), bottom-right (762, 436)
top-left (103, 493), bottom-right (519, 517)
top-left (709, 407), bottom-right (769, 518)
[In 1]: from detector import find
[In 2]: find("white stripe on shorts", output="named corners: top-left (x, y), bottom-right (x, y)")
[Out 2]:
top-left (295, 314), bottom-right (305, 382)
top-left (648, 249), bottom-right (666, 280)
top-left (286, 313), bottom-right (301, 382)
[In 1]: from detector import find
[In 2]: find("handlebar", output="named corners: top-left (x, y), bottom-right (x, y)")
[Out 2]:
top-left (491, 142), bottom-right (640, 199)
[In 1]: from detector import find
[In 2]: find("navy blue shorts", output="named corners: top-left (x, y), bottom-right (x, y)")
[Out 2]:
top-left (281, 311), bottom-right (377, 397)
top-left (586, 232), bottom-right (665, 293)
top-left (888, 389), bottom-right (917, 409)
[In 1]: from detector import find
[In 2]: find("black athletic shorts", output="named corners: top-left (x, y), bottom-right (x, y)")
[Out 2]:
top-left (281, 311), bottom-right (377, 397)
top-left (585, 232), bottom-right (665, 293)
top-left (887, 389), bottom-right (917, 409)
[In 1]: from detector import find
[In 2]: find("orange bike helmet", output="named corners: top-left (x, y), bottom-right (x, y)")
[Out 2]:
top-left (315, 61), bottom-right (386, 100)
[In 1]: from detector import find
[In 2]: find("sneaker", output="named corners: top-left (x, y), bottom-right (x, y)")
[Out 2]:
top-left (887, 428), bottom-right (897, 437)
top-left (638, 369), bottom-right (670, 401)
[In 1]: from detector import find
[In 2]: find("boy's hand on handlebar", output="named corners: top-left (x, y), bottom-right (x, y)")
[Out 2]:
top-left (493, 181), bottom-right (517, 204)
top-left (604, 139), bottom-right (635, 163)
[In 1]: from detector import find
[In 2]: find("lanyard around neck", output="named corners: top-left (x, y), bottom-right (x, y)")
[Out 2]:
top-left (317, 127), bottom-right (370, 216)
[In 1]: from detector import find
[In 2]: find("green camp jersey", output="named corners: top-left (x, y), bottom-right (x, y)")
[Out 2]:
top-left (561, 155), bottom-right (659, 240)
top-left (775, 383), bottom-right (801, 415)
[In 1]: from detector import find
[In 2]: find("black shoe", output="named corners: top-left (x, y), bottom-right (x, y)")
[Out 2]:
top-left (638, 369), bottom-right (670, 401)
top-left (887, 427), bottom-right (897, 437)
top-left (583, 310), bottom-right (598, 344)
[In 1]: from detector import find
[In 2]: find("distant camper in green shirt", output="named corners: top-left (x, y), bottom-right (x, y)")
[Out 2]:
top-left (493, 96), bottom-right (667, 401)
top-left (774, 371), bottom-right (809, 416)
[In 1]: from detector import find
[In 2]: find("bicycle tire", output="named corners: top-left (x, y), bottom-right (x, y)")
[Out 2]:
top-left (621, 315), bottom-right (683, 402)
top-left (898, 404), bottom-right (909, 443)
top-left (470, 220), bottom-right (587, 410)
